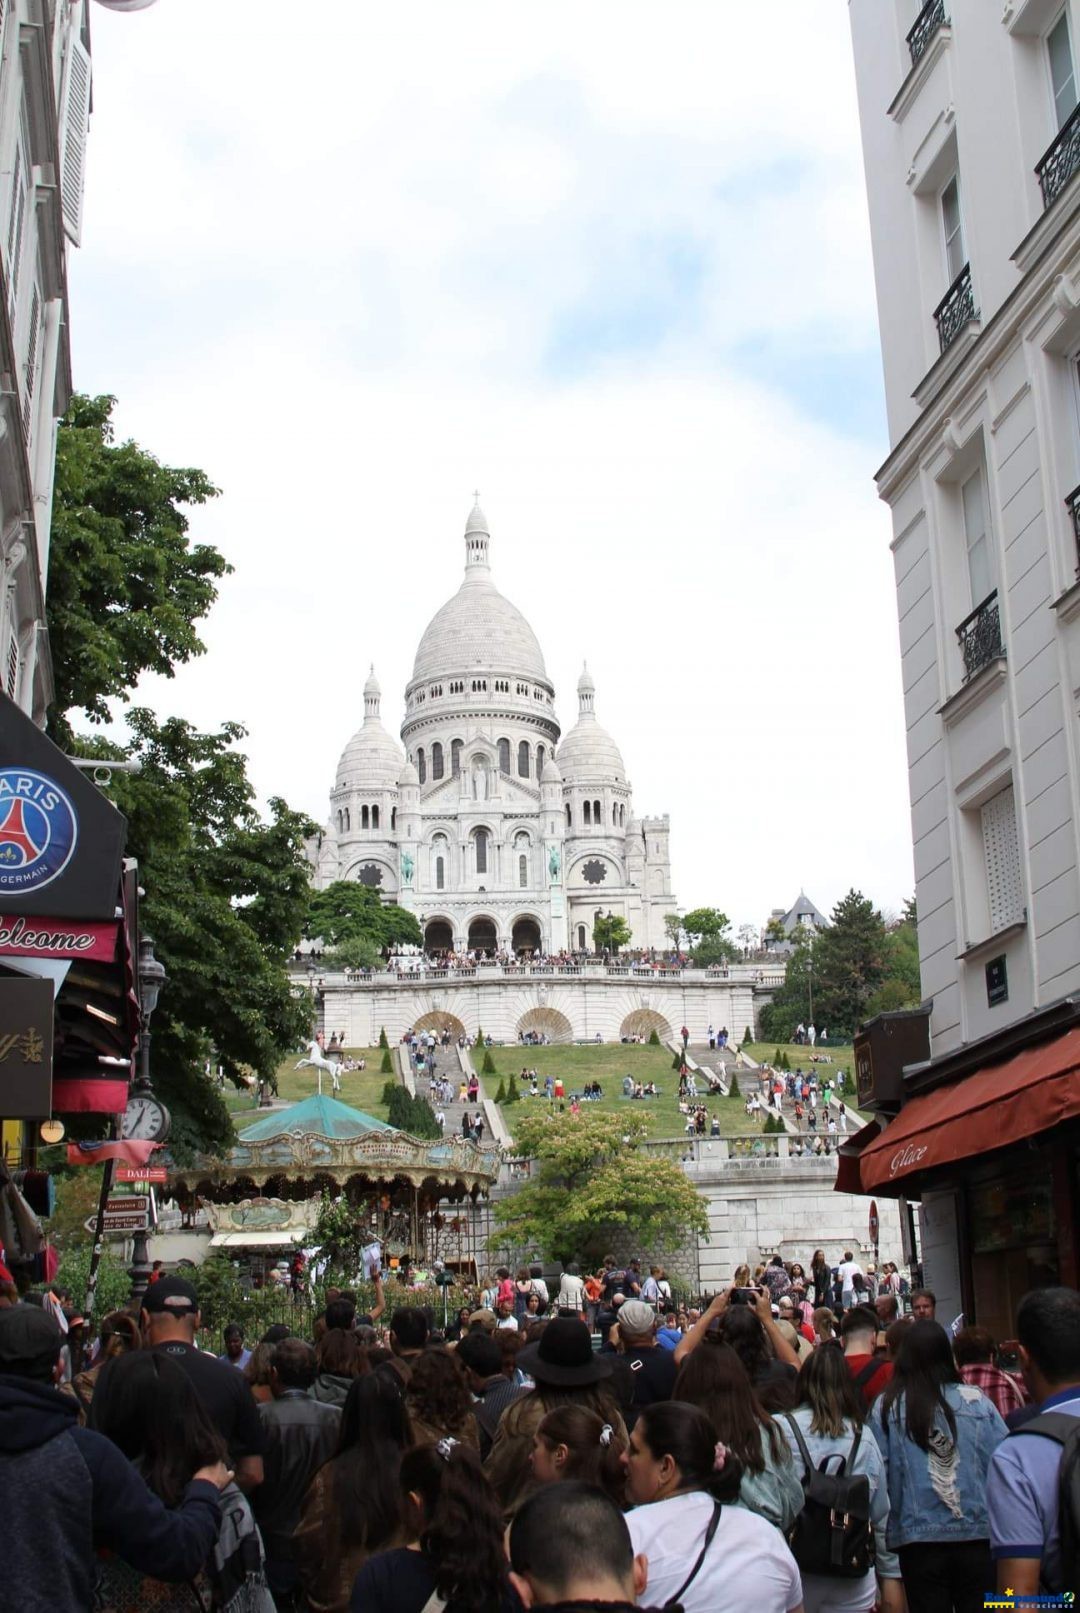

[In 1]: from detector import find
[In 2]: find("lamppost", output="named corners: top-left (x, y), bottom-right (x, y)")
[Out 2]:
top-left (128, 935), bottom-right (168, 1306)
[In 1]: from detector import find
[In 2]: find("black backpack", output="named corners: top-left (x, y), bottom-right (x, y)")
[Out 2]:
top-left (1010, 1412), bottom-right (1080, 1593)
top-left (783, 1415), bottom-right (874, 1579)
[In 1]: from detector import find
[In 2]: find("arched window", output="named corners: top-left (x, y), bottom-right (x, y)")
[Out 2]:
top-left (475, 829), bottom-right (489, 874)
top-left (566, 802), bottom-right (572, 827)
top-left (336, 811), bottom-right (342, 832)
top-left (344, 808), bottom-right (350, 831)
top-left (431, 742), bottom-right (444, 780)
top-left (519, 854), bottom-right (528, 888)
top-left (498, 737), bottom-right (511, 774)
top-left (620, 804), bottom-right (625, 827)
top-left (417, 748), bottom-right (426, 785)
top-left (451, 739), bottom-right (463, 776)
top-left (518, 740), bottom-right (530, 778)
top-left (391, 807), bottom-right (397, 830)
top-left (613, 803), bottom-right (618, 826)
top-left (537, 744), bottom-right (545, 777)
top-left (594, 800), bottom-right (601, 823)
top-left (436, 856), bottom-right (445, 891)
top-left (584, 800), bottom-right (591, 826)
top-left (361, 805), bottom-right (370, 830)
top-left (577, 925), bottom-right (587, 950)
top-left (372, 805), bottom-right (380, 829)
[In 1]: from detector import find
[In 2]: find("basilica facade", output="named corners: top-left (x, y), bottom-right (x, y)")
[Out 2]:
top-left (311, 501), bottom-right (675, 955)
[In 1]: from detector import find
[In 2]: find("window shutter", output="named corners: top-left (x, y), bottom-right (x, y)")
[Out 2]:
top-left (6, 634), bottom-right (18, 700)
top-left (59, 38), bottom-right (91, 245)
top-left (7, 144), bottom-right (24, 310)
top-left (22, 284), bottom-right (40, 440)
top-left (981, 785), bottom-right (1024, 933)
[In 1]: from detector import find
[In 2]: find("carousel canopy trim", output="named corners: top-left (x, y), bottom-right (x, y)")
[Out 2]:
top-left (238, 1093), bottom-right (392, 1142)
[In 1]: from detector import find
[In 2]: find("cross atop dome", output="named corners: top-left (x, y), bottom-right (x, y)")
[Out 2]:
top-left (464, 495), bottom-right (490, 570)
top-left (363, 665), bottom-right (381, 719)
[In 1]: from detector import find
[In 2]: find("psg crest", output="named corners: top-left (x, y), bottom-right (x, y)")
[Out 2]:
top-left (0, 770), bottom-right (78, 893)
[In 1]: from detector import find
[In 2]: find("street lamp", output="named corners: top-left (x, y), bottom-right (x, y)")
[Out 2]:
top-left (307, 958), bottom-right (317, 997)
top-left (128, 935), bottom-right (168, 1305)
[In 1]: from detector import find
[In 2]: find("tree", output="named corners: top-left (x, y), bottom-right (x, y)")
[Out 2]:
top-left (865, 897), bottom-right (922, 1019)
top-left (491, 1111), bottom-right (708, 1265)
top-left (662, 913), bottom-right (684, 953)
top-left (737, 923), bottom-right (760, 956)
top-left (46, 395), bottom-right (228, 745)
top-left (759, 889), bottom-right (889, 1042)
top-left (682, 907), bottom-right (729, 945)
top-left (386, 1086), bottom-right (440, 1138)
top-left (76, 711), bottom-right (314, 1158)
top-left (306, 883), bottom-right (422, 967)
top-left (593, 913), bottom-right (631, 953)
top-left (764, 916), bottom-right (786, 949)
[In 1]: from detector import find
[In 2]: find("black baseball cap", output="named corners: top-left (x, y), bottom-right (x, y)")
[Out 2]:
top-left (0, 1305), bottom-right (63, 1378)
top-left (141, 1275), bottom-right (199, 1316)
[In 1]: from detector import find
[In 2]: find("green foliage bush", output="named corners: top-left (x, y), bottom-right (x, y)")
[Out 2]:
top-left (503, 1076), bottom-right (519, 1105)
top-left (647, 1028), bottom-right (661, 1046)
top-left (671, 1052), bottom-right (682, 1072)
top-left (743, 1026), bottom-right (753, 1046)
top-left (380, 1048), bottom-right (394, 1074)
top-left (481, 1049), bottom-right (496, 1076)
top-left (729, 1072), bottom-right (740, 1098)
top-left (386, 1085), bottom-right (441, 1138)
top-left (57, 1245), bottom-right (132, 1317)
top-left (378, 1026), bottom-right (390, 1050)
top-left (494, 1079), bottom-right (507, 1103)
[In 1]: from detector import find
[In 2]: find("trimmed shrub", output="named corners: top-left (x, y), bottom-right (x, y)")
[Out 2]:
top-left (743, 1026), bottom-right (753, 1047)
top-left (494, 1079), bottom-right (507, 1103)
top-left (647, 1028), bottom-right (661, 1046)
top-left (381, 1080), bottom-right (398, 1106)
top-left (380, 1048), bottom-right (394, 1074)
top-left (503, 1077), bottom-right (519, 1105)
top-left (729, 1072), bottom-right (740, 1098)
top-left (671, 1053), bottom-right (682, 1072)
top-left (482, 1048), bottom-right (497, 1076)
top-left (378, 1026), bottom-right (390, 1050)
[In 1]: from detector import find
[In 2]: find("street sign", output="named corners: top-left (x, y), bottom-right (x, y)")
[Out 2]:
top-left (93, 1195), bottom-right (150, 1233)
top-left (869, 1199), bottom-right (880, 1244)
top-left (115, 1165), bottom-right (167, 1184)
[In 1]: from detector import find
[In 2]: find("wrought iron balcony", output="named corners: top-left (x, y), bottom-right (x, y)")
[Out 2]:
top-left (1066, 483), bottom-right (1080, 569)
top-left (1036, 100), bottom-right (1080, 211)
top-left (956, 591), bottom-right (1004, 683)
top-left (907, 0), bottom-right (948, 67)
top-left (934, 262), bottom-right (976, 353)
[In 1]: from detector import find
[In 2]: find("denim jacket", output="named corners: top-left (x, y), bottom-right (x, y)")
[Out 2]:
top-left (781, 1407), bottom-right (900, 1579)
top-left (734, 1423), bottom-right (805, 1532)
top-left (869, 1383), bottom-right (1007, 1547)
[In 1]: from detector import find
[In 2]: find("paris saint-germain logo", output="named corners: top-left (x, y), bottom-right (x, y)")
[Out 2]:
top-left (0, 770), bottom-right (78, 893)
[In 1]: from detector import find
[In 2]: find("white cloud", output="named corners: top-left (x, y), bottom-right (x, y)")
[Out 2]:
top-left (69, 0), bottom-right (913, 928)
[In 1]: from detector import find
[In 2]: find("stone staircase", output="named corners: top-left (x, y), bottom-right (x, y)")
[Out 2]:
top-left (401, 1040), bottom-right (509, 1148)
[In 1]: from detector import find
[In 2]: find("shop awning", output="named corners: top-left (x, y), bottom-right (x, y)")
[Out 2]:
top-left (209, 1230), bottom-right (305, 1248)
top-left (856, 1025), bottom-right (1080, 1194)
top-left (835, 1118), bottom-right (881, 1194)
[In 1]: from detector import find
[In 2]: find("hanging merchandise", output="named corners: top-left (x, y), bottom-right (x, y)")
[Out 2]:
top-left (93, 2), bottom-right (161, 12)
top-left (0, 1176), bottom-right (46, 1262)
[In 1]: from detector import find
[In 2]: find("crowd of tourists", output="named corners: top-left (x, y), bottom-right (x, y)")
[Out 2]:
top-left (2, 1255), bottom-right (1078, 1613)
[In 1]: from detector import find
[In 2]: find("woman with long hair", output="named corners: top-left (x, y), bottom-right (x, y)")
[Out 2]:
top-left (677, 1288), bottom-right (799, 1412)
top-left (869, 1319), bottom-right (1007, 1612)
top-left (90, 1350), bottom-right (267, 1612)
top-left (63, 1310), bottom-right (139, 1421)
top-left (349, 1440), bottom-right (517, 1612)
top-left (484, 1318), bottom-right (627, 1510)
top-left (782, 1341), bottom-right (904, 1613)
top-left (811, 1249), bottom-right (831, 1309)
top-left (624, 1401), bottom-right (804, 1613)
top-left (294, 1367), bottom-right (412, 1613)
top-left (674, 1341), bottom-right (803, 1530)
top-left (406, 1346), bottom-right (479, 1450)
top-left (529, 1405), bottom-right (626, 1505)
top-left (312, 1326), bottom-right (369, 1408)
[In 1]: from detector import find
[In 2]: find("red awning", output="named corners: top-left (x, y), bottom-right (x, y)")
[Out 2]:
top-left (858, 1025), bottom-right (1080, 1194)
top-left (835, 1118), bottom-right (881, 1194)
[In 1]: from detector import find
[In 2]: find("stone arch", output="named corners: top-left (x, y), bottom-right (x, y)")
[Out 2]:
top-left (516, 1006), bottom-right (573, 1044)
top-left (424, 917), bottom-right (454, 953)
top-left (620, 1008), bottom-right (673, 1042)
top-left (511, 915), bottom-right (542, 955)
top-left (411, 1009), bottom-right (467, 1042)
top-left (467, 914), bottom-right (497, 954)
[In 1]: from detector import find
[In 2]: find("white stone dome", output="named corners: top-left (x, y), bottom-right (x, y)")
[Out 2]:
top-left (557, 664), bottom-right (627, 784)
top-left (410, 501), bottom-right (549, 688)
top-left (540, 754), bottom-right (563, 784)
top-left (334, 668), bottom-right (404, 791)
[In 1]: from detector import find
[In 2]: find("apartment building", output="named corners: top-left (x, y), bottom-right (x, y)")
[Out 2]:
top-left (844, 1), bottom-right (1080, 1336)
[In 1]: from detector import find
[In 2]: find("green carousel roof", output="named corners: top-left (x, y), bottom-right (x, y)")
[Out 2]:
top-left (238, 1093), bottom-right (392, 1143)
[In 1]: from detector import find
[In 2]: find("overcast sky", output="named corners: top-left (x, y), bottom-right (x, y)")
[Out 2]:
top-left (71, 0), bottom-right (913, 934)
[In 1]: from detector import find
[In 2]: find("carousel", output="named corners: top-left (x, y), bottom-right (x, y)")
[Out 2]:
top-left (168, 1092), bottom-right (502, 1277)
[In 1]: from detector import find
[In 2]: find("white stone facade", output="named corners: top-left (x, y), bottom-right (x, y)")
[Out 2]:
top-left (0, 0), bottom-right (96, 721)
top-left (849, 0), bottom-right (1080, 1055)
top-left (312, 502), bottom-right (677, 955)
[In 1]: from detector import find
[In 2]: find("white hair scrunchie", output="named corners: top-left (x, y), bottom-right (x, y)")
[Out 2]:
top-left (435, 1437), bottom-right (459, 1462)
top-left (599, 1423), bottom-right (614, 1448)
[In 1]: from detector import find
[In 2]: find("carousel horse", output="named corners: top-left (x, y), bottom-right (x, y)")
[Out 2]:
top-left (295, 1039), bottom-right (341, 1093)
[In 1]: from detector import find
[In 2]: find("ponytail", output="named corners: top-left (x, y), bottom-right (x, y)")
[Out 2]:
top-left (399, 1442), bottom-right (508, 1612)
top-left (635, 1401), bottom-right (743, 1504)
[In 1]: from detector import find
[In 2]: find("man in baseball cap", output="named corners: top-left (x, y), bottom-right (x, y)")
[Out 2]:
top-left (606, 1298), bottom-right (678, 1424)
top-left (0, 1304), bottom-right (228, 1612)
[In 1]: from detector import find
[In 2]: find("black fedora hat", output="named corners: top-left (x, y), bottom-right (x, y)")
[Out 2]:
top-left (515, 1317), bottom-right (612, 1387)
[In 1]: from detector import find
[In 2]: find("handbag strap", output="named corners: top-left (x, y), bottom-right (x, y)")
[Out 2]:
top-left (665, 1501), bottom-right (722, 1607)
top-left (783, 1412), bottom-right (814, 1480)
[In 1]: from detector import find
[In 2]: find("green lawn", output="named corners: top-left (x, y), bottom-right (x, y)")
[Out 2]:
top-left (482, 1043), bottom-right (766, 1139)
top-left (224, 1050), bottom-right (394, 1123)
top-left (743, 1041), bottom-right (857, 1088)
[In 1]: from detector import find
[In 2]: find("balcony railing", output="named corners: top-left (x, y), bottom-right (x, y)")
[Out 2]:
top-left (933, 262), bottom-right (976, 353)
top-left (1036, 101), bottom-right (1080, 211)
top-left (907, 0), bottom-right (948, 66)
top-left (1066, 483), bottom-right (1080, 570)
top-left (956, 591), bottom-right (1004, 683)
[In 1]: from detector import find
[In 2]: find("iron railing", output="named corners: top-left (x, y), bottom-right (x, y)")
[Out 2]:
top-left (907, 0), bottom-right (948, 67)
top-left (1066, 484), bottom-right (1080, 571)
top-left (956, 591), bottom-right (1004, 682)
top-left (1036, 100), bottom-right (1080, 211)
top-left (934, 262), bottom-right (976, 352)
